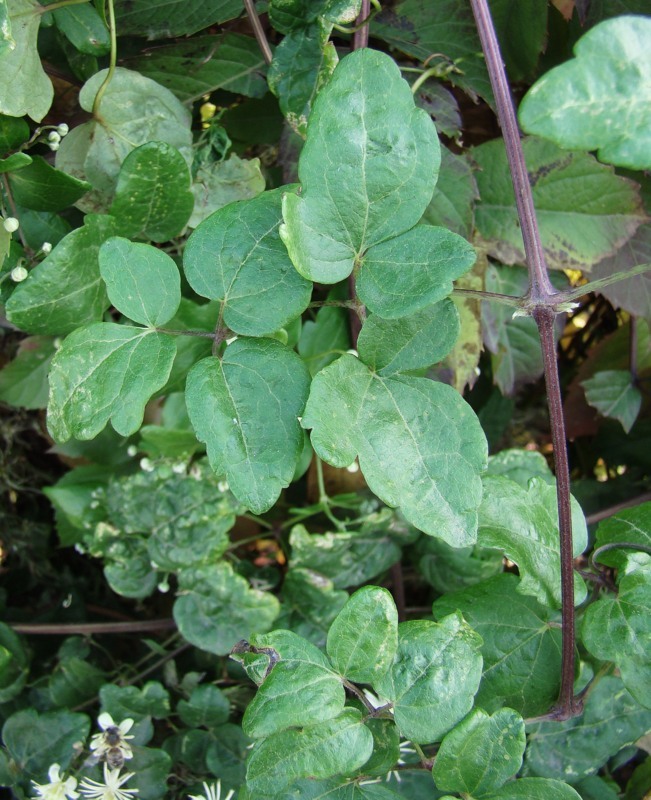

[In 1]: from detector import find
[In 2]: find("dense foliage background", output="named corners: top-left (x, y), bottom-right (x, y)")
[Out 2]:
top-left (0, 1), bottom-right (650, 799)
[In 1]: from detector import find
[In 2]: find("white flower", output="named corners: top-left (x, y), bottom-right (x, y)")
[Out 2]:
top-left (3, 216), bottom-right (19, 232)
top-left (11, 266), bottom-right (28, 282)
top-left (32, 763), bottom-right (79, 800)
top-left (79, 764), bottom-right (138, 800)
top-left (89, 713), bottom-right (135, 764)
top-left (188, 782), bottom-right (234, 800)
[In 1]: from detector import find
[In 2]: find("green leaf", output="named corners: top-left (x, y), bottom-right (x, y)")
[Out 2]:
top-left (277, 567), bottom-right (348, 648)
top-left (581, 370), bottom-right (642, 434)
top-left (417, 537), bottom-right (503, 595)
top-left (480, 778), bottom-right (582, 800)
top-left (432, 708), bottom-right (525, 795)
top-left (102, 534), bottom-right (158, 599)
top-left (411, 78), bottom-right (461, 141)
top-left (0, 0), bottom-right (53, 121)
top-left (582, 564), bottom-right (651, 709)
top-left (519, 16), bottom-right (651, 171)
top-left (205, 722), bottom-right (251, 789)
top-left (485, 448), bottom-right (554, 488)
top-left (126, 34), bottom-right (268, 103)
top-left (0, 0), bottom-right (14, 56)
top-left (0, 623), bottom-right (29, 704)
top-left (184, 186), bottom-right (312, 337)
top-left (298, 293), bottom-right (351, 376)
top-left (100, 681), bottom-right (171, 722)
top-left (591, 501), bottom-right (651, 570)
top-left (473, 137), bottom-right (645, 270)
top-left (242, 656), bottom-right (345, 739)
top-left (372, 0), bottom-right (493, 105)
top-left (444, 262), bottom-right (484, 393)
top-left (0, 335), bottom-right (55, 409)
top-left (6, 214), bottom-right (118, 335)
top-left (375, 614), bottom-right (483, 743)
top-left (489, 0), bottom-right (548, 81)
top-left (55, 67), bottom-right (192, 213)
top-left (327, 586), bottom-right (398, 684)
top-left (109, 142), bottom-right (194, 242)
top-left (53, 3), bottom-right (110, 56)
top-left (99, 237), bottom-right (181, 327)
top-left (128, 748), bottom-right (172, 800)
top-left (432, 574), bottom-right (562, 717)
top-left (49, 657), bottom-right (105, 708)
top-left (48, 324), bottom-right (176, 441)
top-left (185, 338), bottom-right (311, 514)
top-left (478, 477), bottom-right (587, 608)
top-left (159, 298), bottom-right (218, 394)
top-left (357, 300), bottom-right (459, 376)
top-left (113, 0), bottom-right (243, 38)
top-left (268, 21), bottom-right (337, 137)
top-left (177, 685), bottom-right (231, 728)
top-left (422, 146), bottom-right (478, 239)
top-left (6, 155), bottom-right (91, 211)
top-left (482, 263), bottom-right (544, 395)
top-left (0, 113), bottom-right (29, 155)
top-left (355, 225), bottom-right (476, 319)
top-left (245, 709), bottom-right (374, 799)
top-left (302, 354), bottom-right (487, 545)
top-left (174, 562), bottom-right (280, 655)
top-left (288, 521), bottom-right (402, 589)
top-left (2, 709), bottom-right (90, 779)
top-left (280, 49), bottom-right (440, 284)
top-left (0, 151), bottom-right (31, 172)
top-left (189, 153), bottom-right (265, 229)
top-left (525, 676), bottom-right (651, 782)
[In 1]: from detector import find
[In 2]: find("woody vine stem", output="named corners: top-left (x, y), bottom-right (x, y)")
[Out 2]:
top-left (469, 0), bottom-right (581, 719)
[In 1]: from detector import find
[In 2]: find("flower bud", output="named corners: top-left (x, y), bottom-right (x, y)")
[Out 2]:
top-left (3, 217), bottom-right (19, 233)
top-left (11, 266), bottom-right (28, 282)
top-left (57, 123), bottom-right (69, 136)
top-left (42, 241), bottom-right (52, 254)
top-left (48, 131), bottom-right (61, 143)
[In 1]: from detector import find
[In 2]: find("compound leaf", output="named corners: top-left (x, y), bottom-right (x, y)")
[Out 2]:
top-left (281, 48), bottom-right (440, 283)
top-left (478, 477), bottom-right (588, 608)
top-left (302, 354), bottom-right (487, 545)
top-left (48, 324), bottom-right (176, 441)
top-left (99, 237), bottom-right (181, 327)
top-left (326, 586), bottom-right (398, 685)
top-left (375, 614), bottom-right (483, 744)
top-left (519, 16), bottom-right (651, 171)
top-left (183, 187), bottom-right (312, 337)
top-left (185, 338), bottom-right (311, 514)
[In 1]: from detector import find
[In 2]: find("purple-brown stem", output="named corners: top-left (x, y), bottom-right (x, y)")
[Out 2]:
top-left (470, 0), bottom-right (581, 718)
top-left (353, 0), bottom-right (371, 50)
top-left (243, 0), bottom-right (273, 65)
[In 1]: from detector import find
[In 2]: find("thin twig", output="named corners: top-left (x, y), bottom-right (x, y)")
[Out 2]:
top-left (470, 0), bottom-right (581, 720)
top-left (243, 0), bottom-right (273, 66)
top-left (391, 562), bottom-right (406, 622)
top-left (630, 316), bottom-right (638, 383)
top-left (585, 492), bottom-right (651, 525)
top-left (9, 619), bottom-right (176, 635)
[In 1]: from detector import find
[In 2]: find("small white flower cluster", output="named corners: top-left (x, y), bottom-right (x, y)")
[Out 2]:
top-left (45, 123), bottom-right (69, 152)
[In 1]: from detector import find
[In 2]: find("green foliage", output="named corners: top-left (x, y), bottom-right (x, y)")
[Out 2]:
top-left (1, 3), bottom-right (650, 798)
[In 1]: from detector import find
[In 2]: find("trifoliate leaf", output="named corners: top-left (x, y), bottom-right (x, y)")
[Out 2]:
top-left (281, 48), bottom-right (440, 284)
top-left (519, 16), bottom-right (651, 170)
top-left (99, 237), bottom-right (181, 327)
top-left (0, 0), bottom-right (52, 121)
top-left (478, 477), bottom-right (587, 608)
top-left (302, 354), bottom-right (487, 545)
top-left (183, 187), bottom-right (312, 337)
top-left (174, 563), bottom-right (280, 655)
top-left (185, 338), bottom-right (311, 514)
top-left (375, 614), bottom-right (483, 743)
top-left (48, 324), bottom-right (176, 441)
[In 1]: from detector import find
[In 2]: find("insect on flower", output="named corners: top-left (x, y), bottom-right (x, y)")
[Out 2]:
top-left (88, 713), bottom-right (135, 770)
